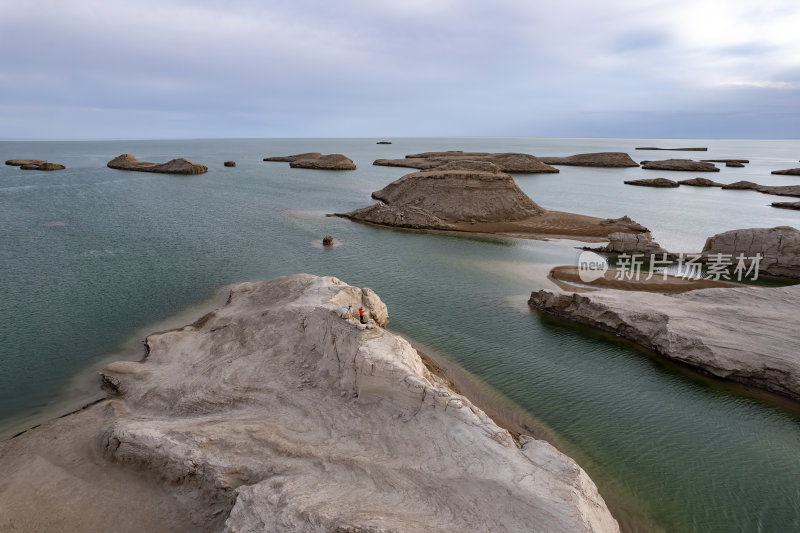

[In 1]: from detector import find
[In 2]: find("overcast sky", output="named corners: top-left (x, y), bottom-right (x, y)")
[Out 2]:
top-left (1, 0), bottom-right (799, 139)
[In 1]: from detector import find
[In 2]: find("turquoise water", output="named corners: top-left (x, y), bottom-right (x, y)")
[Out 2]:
top-left (1, 138), bottom-right (799, 532)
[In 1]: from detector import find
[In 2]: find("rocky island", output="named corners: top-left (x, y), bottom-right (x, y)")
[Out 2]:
top-left (0, 275), bottom-right (619, 533)
top-left (640, 159), bottom-right (720, 172)
top-left (107, 154), bottom-right (208, 175)
top-left (335, 164), bottom-right (648, 239)
top-left (264, 153), bottom-right (356, 170)
top-left (538, 152), bottom-right (639, 167)
top-left (5, 159), bottom-right (66, 170)
top-left (624, 178), bottom-right (680, 188)
top-left (373, 151), bottom-right (559, 173)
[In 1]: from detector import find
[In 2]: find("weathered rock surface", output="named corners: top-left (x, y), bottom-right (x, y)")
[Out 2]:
top-left (772, 168), bottom-right (800, 175)
top-left (624, 178), bottom-right (680, 188)
top-left (678, 177), bottom-right (723, 187)
top-left (290, 154), bottom-right (357, 170)
top-left (91, 274), bottom-right (619, 532)
top-left (374, 151), bottom-right (559, 174)
top-left (538, 152), bottom-right (639, 167)
top-left (700, 226), bottom-right (800, 278)
top-left (107, 154), bottom-right (208, 175)
top-left (5, 159), bottom-right (47, 166)
top-left (529, 284), bottom-right (800, 401)
top-left (641, 159), bottom-right (720, 172)
top-left (635, 147), bottom-right (708, 151)
top-left (20, 162), bottom-right (66, 171)
top-left (772, 202), bottom-right (800, 210)
top-left (597, 215), bottom-right (649, 232)
top-left (367, 168), bottom-right (545, 223)
top-left (601, 232), bottom-right (668, 255)
top-left (433, 159), bottom-right (502, 173)
top-left (721, 180), bottom-right (759, 190)
top-left (263, 153), bottom-right (323, 162)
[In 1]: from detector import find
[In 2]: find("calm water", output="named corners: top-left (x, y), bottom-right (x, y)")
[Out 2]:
top-left (1, 137), bottom-right (799, 532)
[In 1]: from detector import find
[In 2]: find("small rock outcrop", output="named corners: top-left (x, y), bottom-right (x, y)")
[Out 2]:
top-left (289, 154), bottom-right (356, 170)
top-left (772, 202), bottom-right (800, 210)
top-left (107, 154), bottom-right (207, 175)
top-left (263, 152), bottom-right (323, 162)
top-left (700, 226), bottom-right (800, 278)
top-left (726, 161), bottom-right (745, 167)
top-left (601, 232), bottom-right (668, 255)
top-left (224, 161), bottom-right (236, 167)
top-left (721, 180), bottom-right (759, 190)
top-left (598, 215), bottom-right (649, 232)
top-left (374, 151), bottom-right (559, 174)
top-left (678, 177), bottom-right (723, 187)
top-left (772, 168), bottom-right (800, 175)
top-left (757, 185), bottom-right (800, 198)
top-left (624, 178), bottom-right (680, 188)
top-left (701, 159), bottom-right (749, 164)
top-left (641, 159), bottom-right (720, 172)
top-left (322, 235), bottom-right (334, 246)
top-left (538, 152), bottom-right (639, 167)
top-left (5, 159), bottom-right (47, 166)
top-left (20, 162), bottom-right (66, 171)
top-left (635, 147), bottom-right (707, 151)
top-left (376, 141), bottom-right (392, 144)
top-left (529, 284), bottom-right (800, 401)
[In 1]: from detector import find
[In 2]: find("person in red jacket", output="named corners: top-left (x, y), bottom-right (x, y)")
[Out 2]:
top-left (358, 307), bottom-right (366, 324)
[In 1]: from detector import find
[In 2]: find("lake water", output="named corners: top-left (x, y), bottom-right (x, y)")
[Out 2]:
top-left (1, 137), bottom-right (799, 532)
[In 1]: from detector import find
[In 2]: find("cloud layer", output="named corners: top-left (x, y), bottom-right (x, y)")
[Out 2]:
top-left (1, 0), bottom-right (799, 138)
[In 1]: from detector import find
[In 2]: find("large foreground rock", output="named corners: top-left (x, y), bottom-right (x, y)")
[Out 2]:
top-left (700, 226), bottom-right (800, 278)
top-left (374, 151), bottom-right (559, 173)
top-left (529, 284), bottom-right (800, 401)
top-left (538, 152), bottom-right (639, 167)
top-left (641, 159), bottom-right (720, 172)
top-left (107, 154), bottom-right (208, 175)
top-left (91, 274), bottom-right (618, 532)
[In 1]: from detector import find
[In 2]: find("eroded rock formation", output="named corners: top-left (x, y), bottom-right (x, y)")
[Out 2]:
top-left (700, 226), bottom-right (800, 278)
top-left (641, 159), bottom-right (720, 172)
top-left (107, 154), bottom-right (207, 175)
top-left (538, 152), bottom-right (639, 167)
top-left (624, 178), bottom-right (680, 188)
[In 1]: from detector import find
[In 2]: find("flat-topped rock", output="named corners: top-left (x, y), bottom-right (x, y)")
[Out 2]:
top-left (290, 153), bottom-right (356, 170)
top-left (20, 162), bottom-right (66, 171)
top-left (635, 147), bottom-right (707, 151)
top-left (701, 226), bottom-right (800, 278)
top-left (92, 274), bottom-right (619, 533)
top-left (375, 151), bottom-right (559, 174)
top-left (538, 152), bottom-right (639, 167)
top-left (726, 161), bottom-right (745, 167)
top-left (376, 141), bottom-right (392, 144)
top-left (757, 185), bottom-right (800, 198)
top-left (721, 180), bottom-right (759, 190)
top-left (772, 168), bottom-right (800, 175)
top-left (433, 159), bottom-right (502, 173)
top-left (678, 177), bottom-right (723, 187)
top-left (107, 154), bottom-right (208, 175)
top-left (368, 168), bottom-right (545, 223)
top-left (263, 152), bottom-right (323, 162)
top-left (601, 232), bottom-right (668, 255)
top-left (641, 159), bottom-right (720, 172)
top-left (5, 159), bottom-right (47, 166)
top-left (701, 159), bottom-right (749, 164)
top-left (529, 284), bottom-right (800, 401)
top-left (772, 202), bottom-right (800, 210)
top-left (624, 178), bottom-right (680, 188)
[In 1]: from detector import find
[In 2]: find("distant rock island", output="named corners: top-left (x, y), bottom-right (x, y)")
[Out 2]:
top-left (635, 147), bottom-right (708, 151)
top-left (335, 165), bottom-right (647, 240)
top-left (641, 159), bottom-right (720, 172)
top-left (624, 178), bottom-right (680, 188)
top-left (374, 151), bottom-right (559, 173)
top-left (538, 152), bottom-right (639, 167)
top-left (6, 159), bottom-right (66, 170)
top-left (772, 168), bottom-right (800, 175)
top-left (0, 275), bottom-right (620, 533)
top-left (678, 177), bottom-right (723, 187)
top-left (107, 154), bottom-right (207, 175)
top-left (376, 141), bottom-right (392, 144)
top-left (772, 201), bottom-right (800, 210)
top-left (264, 153), bottom-right (356, 170)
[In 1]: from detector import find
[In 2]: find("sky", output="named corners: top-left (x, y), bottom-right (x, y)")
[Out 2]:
top-left (1, 0), bottom-right (799, 139)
